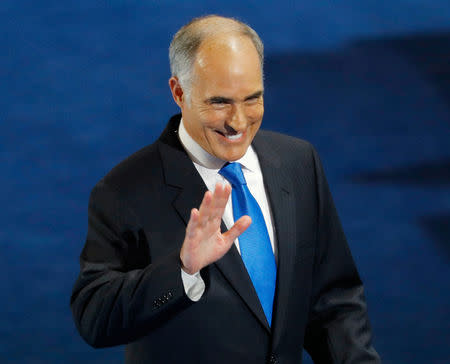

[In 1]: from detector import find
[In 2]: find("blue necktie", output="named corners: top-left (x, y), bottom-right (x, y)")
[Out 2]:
top-left (219, 162), bottom-right (277, 326)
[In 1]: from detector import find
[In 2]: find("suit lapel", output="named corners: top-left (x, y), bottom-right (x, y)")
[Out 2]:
top-left (213, 223), bottom-right (271, 332)
top-left (157, 115), bottom-right (271, 332)
top-left (252, 133), bottom-right (298, 342)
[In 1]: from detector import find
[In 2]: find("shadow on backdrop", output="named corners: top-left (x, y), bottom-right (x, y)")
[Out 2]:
top-left (264, 30), bottom-right (450, 364)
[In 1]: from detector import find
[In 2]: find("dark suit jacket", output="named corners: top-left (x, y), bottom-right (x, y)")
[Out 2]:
top-left (71, 114), bottom-right (380, 363)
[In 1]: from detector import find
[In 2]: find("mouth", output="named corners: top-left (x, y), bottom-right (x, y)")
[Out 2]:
top-left (214, 129), bottom-right (245, 142)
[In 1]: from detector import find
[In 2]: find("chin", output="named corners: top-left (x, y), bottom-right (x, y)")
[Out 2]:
top-left (219, 148), bottom-right (247, 162)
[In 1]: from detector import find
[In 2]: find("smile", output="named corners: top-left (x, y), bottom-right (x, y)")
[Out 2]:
top-left (215, 130), bottom-right (245, 142)
top-left (225, 132), bottom-right (242, 140)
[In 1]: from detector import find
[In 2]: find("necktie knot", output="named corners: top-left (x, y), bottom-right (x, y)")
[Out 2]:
top-left (219, 162), bottom-right (247, 187)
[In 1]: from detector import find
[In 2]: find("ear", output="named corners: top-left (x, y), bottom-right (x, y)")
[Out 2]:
top-left (169, 76), bottom-right (185, 108)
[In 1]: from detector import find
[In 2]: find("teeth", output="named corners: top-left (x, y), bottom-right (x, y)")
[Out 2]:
top-left (225, 132), bottom-right (243, 140)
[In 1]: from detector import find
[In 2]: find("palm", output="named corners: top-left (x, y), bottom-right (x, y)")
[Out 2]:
top-left (180, 182), bottom-right (251, 274)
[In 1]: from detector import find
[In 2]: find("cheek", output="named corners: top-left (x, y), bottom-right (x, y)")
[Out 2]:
top-left (246, 103), bottom-right (264, 122)
top-left (199, 108), bottom-right (230, 127)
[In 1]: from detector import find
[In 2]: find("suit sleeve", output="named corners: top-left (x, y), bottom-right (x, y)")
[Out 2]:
top-left (303, 146), bottom-right (381, 363)
top-left (70, 181), bottom-right (192, 348)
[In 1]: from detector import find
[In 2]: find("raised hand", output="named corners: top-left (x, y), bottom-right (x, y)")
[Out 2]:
top-left (179, 181), bottom-right (252, 274)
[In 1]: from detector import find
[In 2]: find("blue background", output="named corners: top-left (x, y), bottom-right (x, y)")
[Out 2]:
top-left (1, 1), bottom-right (449, 363)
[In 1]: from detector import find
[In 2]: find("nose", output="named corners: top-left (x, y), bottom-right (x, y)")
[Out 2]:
top-left (227, 103), bottom-right (247, 133)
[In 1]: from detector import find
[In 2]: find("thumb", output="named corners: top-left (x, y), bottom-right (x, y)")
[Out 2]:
top-left (223, 215), bottom-right (252, 245)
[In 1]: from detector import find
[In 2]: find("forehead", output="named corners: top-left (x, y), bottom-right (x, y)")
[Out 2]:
top-left (192, 34), bottom-right (263, 95)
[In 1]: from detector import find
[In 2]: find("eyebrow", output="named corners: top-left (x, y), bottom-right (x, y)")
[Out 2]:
top-left (205, 90), bottom-right (264, 104)
top-left (206, 96), bottom-right (233, 104)
top-left (244, 90), bottom-right (264, 101)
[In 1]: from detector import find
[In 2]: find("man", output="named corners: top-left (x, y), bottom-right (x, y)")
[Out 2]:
top-left (71, 15), bottom-right (381, 363)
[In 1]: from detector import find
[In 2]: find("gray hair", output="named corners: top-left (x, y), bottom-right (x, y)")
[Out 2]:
top-left (169, 15), bottom-right (264, 101)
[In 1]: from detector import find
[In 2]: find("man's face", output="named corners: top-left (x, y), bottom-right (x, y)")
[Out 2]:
top-left (170, 34), bottom-right (264, 162)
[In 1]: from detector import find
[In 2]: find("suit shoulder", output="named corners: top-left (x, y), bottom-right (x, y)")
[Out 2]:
top-left (256, 129), bottom-right (316, 160)
top-left (255, 130), bottom-right (327, 194)
top-left (95, 141), bottom-right (162, 194)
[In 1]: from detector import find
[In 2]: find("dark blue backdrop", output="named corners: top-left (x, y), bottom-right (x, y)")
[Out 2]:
top-left (1, 1), bottom-right (449, 363)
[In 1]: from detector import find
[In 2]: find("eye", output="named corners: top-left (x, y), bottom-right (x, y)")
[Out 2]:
top-left (245, 97), bottom-right (260, 105)
top-left (209, 99), bottom-right (231, 109)
top-left (211, 101), bottom-right (226, 109)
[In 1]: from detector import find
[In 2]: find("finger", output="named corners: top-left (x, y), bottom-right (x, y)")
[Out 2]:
top-left (223, 215), bottom-right (252, 245)
top-left (186, 208), bottom-right (199, 239)
top-left (204, 182), bottom-right (224, 218)
top-left (211, 182), bottom-right (230, 219)
top-left (209, 182), bottom-right (225, 216)
top-left (211, 182), bottom-right (222, 204)
top-left (198, 190), bottom-right (213, 225)
top-left (219, 181), bottom-right (231, 203)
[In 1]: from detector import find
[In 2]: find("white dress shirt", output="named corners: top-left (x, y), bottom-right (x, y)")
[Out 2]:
top-left (178, 118), bottom-right (277, 301)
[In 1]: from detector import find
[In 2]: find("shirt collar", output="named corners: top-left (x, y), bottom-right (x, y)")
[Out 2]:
top-left (178, 118), bottom-right (258, 172)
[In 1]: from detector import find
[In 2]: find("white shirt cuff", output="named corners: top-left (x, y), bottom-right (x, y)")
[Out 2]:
top-left (180, 268), bottom-right (206, 302)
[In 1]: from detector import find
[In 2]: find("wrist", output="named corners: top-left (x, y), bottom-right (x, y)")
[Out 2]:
top-left (179, 255), bottom-right (197, 275)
